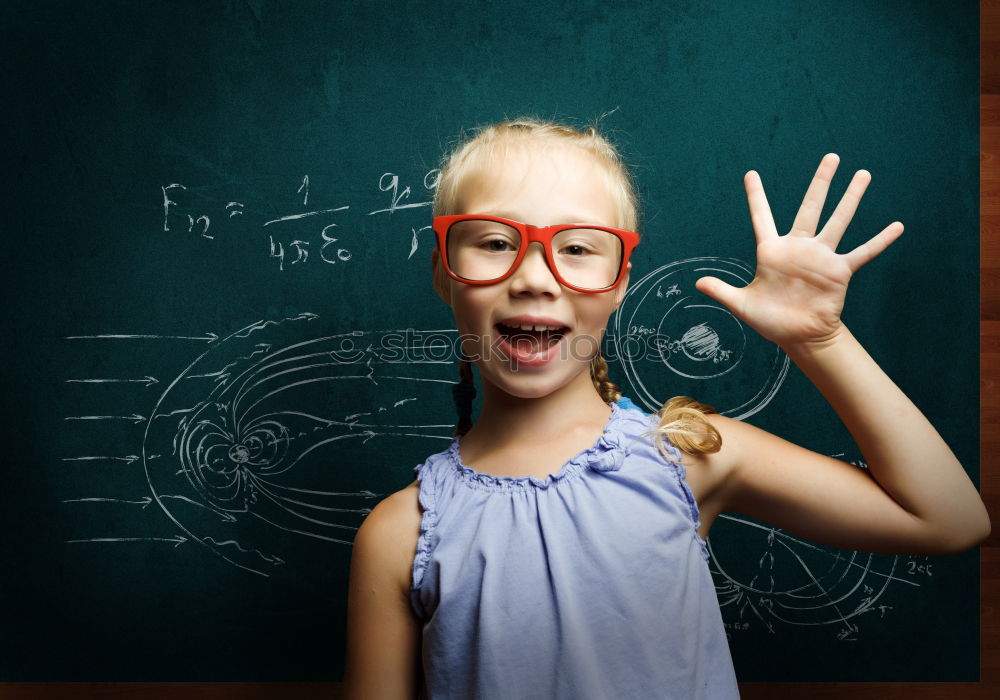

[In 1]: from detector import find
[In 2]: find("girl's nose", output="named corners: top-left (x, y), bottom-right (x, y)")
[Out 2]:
top-left (509, 242), bottom-right (561, 294)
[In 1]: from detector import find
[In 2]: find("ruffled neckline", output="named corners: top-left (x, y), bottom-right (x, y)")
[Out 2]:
top-left (447, 401), bottom-right (631, 492)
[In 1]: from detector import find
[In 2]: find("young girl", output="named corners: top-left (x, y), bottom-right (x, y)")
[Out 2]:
top-left (343, 118), bottom-right (991, 699)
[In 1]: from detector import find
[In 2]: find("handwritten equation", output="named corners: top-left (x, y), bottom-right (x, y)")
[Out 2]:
top-left (161, 169), bottom-right (441, 270)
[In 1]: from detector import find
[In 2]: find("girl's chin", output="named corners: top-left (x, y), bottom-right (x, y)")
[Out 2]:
top-left (485, 377), bottom-right (568, 401)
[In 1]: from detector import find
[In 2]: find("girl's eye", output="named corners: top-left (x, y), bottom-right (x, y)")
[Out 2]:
top-left (481, 238), bottom-right (515, 252)
top-left (560, 244), bottom-right (591, 256)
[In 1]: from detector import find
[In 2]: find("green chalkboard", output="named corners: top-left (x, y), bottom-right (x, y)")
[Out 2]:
top-left (3, 0), bottom-right (980, 683)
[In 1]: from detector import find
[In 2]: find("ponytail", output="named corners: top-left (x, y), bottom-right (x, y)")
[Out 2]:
top-left (648, 396), bottom-right (722, 458)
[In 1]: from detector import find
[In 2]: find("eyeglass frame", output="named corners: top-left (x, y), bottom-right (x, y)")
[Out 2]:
top-left (433, 214), bottom-right (640, 294)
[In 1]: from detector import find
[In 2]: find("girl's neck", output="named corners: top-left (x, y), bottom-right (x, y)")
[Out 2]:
top-left (465, 374), bottom-right (613, 450)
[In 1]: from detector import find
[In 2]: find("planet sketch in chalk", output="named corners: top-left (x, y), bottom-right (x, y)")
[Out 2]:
top-left (611, 257), bottom-right (788, 420)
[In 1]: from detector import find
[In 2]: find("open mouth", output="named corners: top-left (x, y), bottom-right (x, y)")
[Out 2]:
top-left (495, 323), bottom-right (569, 353)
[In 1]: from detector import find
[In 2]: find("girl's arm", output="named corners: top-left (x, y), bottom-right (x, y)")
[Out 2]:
top-left (343, 488), bottom-right (423, 699)
top-left (693, 156), bottom-right (990, 555)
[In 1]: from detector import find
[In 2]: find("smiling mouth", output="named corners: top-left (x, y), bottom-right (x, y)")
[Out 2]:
top-left (494, 323), bottom-right (569, 350)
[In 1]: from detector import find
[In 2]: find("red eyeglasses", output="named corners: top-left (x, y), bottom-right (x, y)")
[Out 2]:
top-left (433, 214), bottom-right (639, 293)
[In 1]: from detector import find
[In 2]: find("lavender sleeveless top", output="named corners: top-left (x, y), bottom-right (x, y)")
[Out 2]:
top-left (409, 397), bottom-right (740, 699)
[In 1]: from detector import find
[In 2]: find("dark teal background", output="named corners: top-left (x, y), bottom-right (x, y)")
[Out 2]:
top-left (3, 0), bottom-right (980, 683)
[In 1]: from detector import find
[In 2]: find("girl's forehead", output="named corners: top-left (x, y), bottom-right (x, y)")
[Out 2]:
top-left (456, 142), bottom-right (613, 214)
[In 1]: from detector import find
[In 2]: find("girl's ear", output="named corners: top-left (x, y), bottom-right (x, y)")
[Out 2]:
top-left (612, 262), bottom-right (631, 311)
top-left (431, 247), bottom-right (453, 306)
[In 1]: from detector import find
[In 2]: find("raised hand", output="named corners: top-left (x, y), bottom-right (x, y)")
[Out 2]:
top-left (694, 153), bottom-right (904, 350)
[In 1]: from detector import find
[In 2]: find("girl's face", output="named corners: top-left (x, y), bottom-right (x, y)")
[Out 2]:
top-left (431, 142), bottom-right (632, 400)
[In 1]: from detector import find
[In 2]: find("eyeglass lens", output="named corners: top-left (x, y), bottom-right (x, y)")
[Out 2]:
top-left (446, 219), bottom-right (624, 290)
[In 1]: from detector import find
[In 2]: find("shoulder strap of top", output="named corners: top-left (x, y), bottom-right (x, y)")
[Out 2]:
top-left (636, 411), bottom-right (711, 563)
top-left (409, 444), bottom-right (454, 617)
top-left (615, 395), bottom-right (645, 413)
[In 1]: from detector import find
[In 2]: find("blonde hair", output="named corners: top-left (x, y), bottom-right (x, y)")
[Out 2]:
top-left (437, 116), bottom-right (721, 456)
top-left (433, 115), bottom-right (639, 232)
top-left (646, 396), bottom-right (722, 457)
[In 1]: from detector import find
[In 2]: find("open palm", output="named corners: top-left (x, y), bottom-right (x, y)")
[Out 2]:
top-left (695, 153), bottom-right (905, 349)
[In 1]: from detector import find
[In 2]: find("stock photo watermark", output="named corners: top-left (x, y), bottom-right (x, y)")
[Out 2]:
top-left (326, 328), bottom-right (688, 368)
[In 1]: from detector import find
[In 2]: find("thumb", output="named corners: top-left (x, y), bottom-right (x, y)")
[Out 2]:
top-left (695, 276), bottom-right (742, 312)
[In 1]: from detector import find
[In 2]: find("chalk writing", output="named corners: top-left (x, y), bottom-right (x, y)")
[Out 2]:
top-left (160, 168), bottom-right (440, 270)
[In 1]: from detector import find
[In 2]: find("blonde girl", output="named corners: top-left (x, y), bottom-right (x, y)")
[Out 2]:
top-left (343, 117), bottom-right (990, 699)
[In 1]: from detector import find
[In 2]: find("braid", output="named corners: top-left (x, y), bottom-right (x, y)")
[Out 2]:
top-left (588, 353), bottom-right (723, 456)
top-left (589, 352), bottom-right (622, 404)
top-left (451, 354), bottom-right (476, 437)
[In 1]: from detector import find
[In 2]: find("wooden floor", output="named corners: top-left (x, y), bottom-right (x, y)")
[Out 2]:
top-left (3, 3), bottom-right (998, 699)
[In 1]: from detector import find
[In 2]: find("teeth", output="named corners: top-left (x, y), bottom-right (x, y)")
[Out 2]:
top-left (501, 321), bottom-right (566, 332)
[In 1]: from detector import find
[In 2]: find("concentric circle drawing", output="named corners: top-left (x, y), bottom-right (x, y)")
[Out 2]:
top-left (141, 312), bottom-right (455, 578)
top-left (611, 257), bottom-right (789, 419)
top-left (707, 513), bottom-right (905, 640)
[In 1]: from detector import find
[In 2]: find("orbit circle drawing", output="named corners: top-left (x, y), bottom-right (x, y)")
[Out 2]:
top-left (702, 513), bottom-right (907, 640)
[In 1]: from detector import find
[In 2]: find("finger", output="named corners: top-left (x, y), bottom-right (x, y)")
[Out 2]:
top-left (841, 221), bottom-right (904, 274)
top-left (789, 153), bottom-right (840, 238)
top-left (817, 169), bottom-right (872, 250)
top-left (695, 276), bottom-right (744, 316)
top-left (744, 171), bottom-right (779, 245)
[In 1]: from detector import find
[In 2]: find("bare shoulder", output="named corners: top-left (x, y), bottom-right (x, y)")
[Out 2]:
top-left (376, 478), bottom-right (421, 518)
top-left (357, 480), bottom-right (423, 595)
top-left (344, 480), bottom-right (424, 697)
